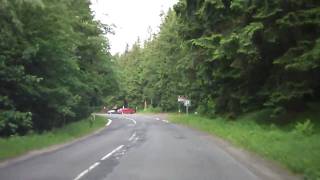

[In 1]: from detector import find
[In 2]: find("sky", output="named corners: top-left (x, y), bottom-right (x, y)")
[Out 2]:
top-left (90, 0), bottom-right (178, 55)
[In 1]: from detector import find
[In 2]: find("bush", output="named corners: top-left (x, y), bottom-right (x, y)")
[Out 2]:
top-left (294, 119), bottom-right (314, 136)
top-left (0, 111), bottom-right (33, 136)
top-left (197, 98), bottom-right (216, 117)
top-left (196, 104), bottom-right (206, 115)
top-left (142, 107), bottom-right (163, 113)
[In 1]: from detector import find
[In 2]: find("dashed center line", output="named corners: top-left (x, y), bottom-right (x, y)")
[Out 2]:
top-left (101, 145), bottom-right (124, 161)
top-left (74, 116), bottom-right (169, 180)
top-left (73, 145), bottom-right (124, 180)
top-left (129, 132), bottom-right (136, 141)
top-left (89, 162), bottom-right (100, 171)
top-left (155, 117), bottom-right (169, 123)
top-left (74, 162), bottom-right (100, 180)
top-left (162, 120), bottom-right (169, 123)
top-left (74, 169), bottom-right (89, 180)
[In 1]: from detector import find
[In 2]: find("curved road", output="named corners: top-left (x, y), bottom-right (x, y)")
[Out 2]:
top-left (0, 114), bottom-right (298, 180)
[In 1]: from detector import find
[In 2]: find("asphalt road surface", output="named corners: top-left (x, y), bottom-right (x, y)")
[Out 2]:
top-left (0, 114), bottom-right (299, 180)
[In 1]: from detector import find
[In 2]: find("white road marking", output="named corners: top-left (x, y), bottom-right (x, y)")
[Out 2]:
top-left (162, 120), bottom-right (169, 123)
top-left (89, 162), bottom-right (100, 170)
top-left (124, 117), bottom-right (137, 125)
top-left (74, 162), bottom-right (100, 180)
top-left (129, 132), bottom-right (136, 141)
top-left (101, 145), bottom-right (124, 161)
top-left (74, 145), bottom-right (125, 180)
top-left (105, 119), bottom-right (112, 127)
top-left (132, 136), bottom-right (139, 143)
top-left (74, 169), bottom-right (89, 180)
top-left (155, 117), bottom-right (160, 121)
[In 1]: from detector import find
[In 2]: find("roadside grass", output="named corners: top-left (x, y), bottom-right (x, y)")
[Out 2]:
top-left (138, 107), bottom-right (163, 114)
top-left (169, 111), bottom-right (320, 180)
top-left (0, 115), bottom-right (107, 161)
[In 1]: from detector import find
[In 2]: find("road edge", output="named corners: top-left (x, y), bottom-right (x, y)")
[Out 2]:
top-left (0, 115), bottom-right (111, 168)
top-left (166, 117), bottom-right (303, 180)
top-left (201, 130), bottom-right (303, 180)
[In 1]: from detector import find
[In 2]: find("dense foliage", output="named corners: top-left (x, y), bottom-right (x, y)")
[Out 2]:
top-left (117, 0), bottom-right (320, 118)
top-left (2, 0), bottom-right (320, 135)
top-left (0, 0), bottom-right (117, 136)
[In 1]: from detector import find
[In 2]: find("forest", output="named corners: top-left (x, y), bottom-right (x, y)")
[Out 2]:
top-left (0, 0), bottom-right (118, 136)
top-left (1, 0), bottom-right (320, 136)
top-left (1, 0), bottom-right (319, 178)
top-left (116, 0), bottom-right (320, 119)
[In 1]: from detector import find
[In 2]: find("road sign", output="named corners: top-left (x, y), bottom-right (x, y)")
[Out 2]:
top-left (184, 100), bottom-right (191, 107)
top-left (178, 96), bottom-right (191, 115)
top-left (178, 96), bottom-right (186, 102)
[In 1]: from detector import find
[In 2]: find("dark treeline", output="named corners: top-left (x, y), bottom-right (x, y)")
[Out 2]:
top-left (0, 0), bottom-right (117, 136)
top-left (116, 0), bottom-right (320, 118)
top-left (1, 0), bottom-right (320, 136)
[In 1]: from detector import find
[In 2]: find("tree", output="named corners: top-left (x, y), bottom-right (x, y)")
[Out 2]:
top-left (116, 0), bottom-right (320, 119)
top-left (0, 0), bottom-right (118, 136)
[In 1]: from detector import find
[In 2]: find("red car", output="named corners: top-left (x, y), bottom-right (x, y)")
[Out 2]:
top-left (117, 108), bottom-right (136, 114)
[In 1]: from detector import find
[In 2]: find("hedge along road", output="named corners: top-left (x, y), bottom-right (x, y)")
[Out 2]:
top-left (0, 114), bottom-right (300, 180)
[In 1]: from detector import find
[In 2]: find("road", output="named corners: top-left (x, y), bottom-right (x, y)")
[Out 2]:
top-left (0, 114), bottom-right (299, 180)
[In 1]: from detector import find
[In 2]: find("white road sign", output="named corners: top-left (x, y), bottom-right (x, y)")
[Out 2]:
top-left (184, 100), bottom-right (191, 107)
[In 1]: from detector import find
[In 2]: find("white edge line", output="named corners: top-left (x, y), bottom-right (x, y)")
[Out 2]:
top-left (124, 117), bottom-right (136, 125)
top-left (129, 118), bottom-right (137, 125)
top-left (162, 120), bottom-right (169, 123)
top-left (101, 145), bottom-right (124, 161)
top-left (105, 119), bottom-right (112, 127)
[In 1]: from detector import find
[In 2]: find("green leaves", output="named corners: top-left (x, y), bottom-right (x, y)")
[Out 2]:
top-left (294, 119), bottom-right (314, 136)
top-left (119, 0), bottom-right (320, 119)
top-left (191, 34), bottom-right (222, 50)
top-left (0, 0), bottom-right (116, 135)
top-left (174, 0), bottom-right (320, 117)
top-left (275, 39), bottom-right (320, 71)
top-left (0, 111), bottom-right (32, 136)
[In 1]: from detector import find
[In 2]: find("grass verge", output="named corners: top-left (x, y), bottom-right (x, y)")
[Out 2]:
top-left (138, 107), bottom-right (163, 114)
top-left (0, 115), bottom-right (107, 161)
top-left (169, 111), bottom-right (320, 180)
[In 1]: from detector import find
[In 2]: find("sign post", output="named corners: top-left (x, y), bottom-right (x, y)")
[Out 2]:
top-left (178, 96), bottom-right (191, 115)
top-left (184, 99), bottom-right (191, 115)
top-left (178, 96), bottom-right (184, 114)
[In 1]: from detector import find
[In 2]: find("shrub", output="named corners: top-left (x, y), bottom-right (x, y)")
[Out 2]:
top-left (294, 119), bottom-right (314, 136)
top-left (0, 111), bottom-right (33, 136)
top-left (143, 107), bottom-right (162, 113)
